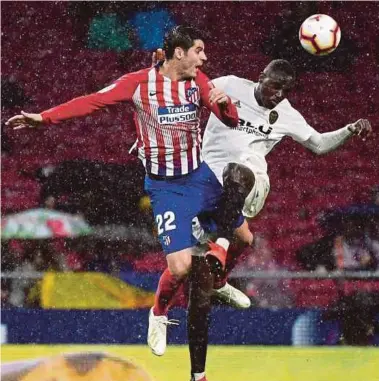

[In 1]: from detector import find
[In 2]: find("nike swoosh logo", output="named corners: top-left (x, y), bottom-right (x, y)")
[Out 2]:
top-left (149, 92), bottom-right (157, 96)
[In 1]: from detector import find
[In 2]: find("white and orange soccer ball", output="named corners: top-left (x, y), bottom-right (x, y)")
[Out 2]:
top-left (299, 14), bottom-right (341, 56)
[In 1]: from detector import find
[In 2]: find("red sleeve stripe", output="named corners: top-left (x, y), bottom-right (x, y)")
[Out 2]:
top-left (137, 78), bottom-right (154, 174)
top-left (149, 69), bottom-right (167, 176)
top-left (191, 79), bottom-right (203, 151)
top-left (170, 80), bottom-right (183, 175)
top-left (184, 80), bottom-right (195, 173)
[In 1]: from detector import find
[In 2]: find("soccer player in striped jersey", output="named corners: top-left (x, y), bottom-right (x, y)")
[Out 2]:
top-left (6, 25), bottom-right (243, 381)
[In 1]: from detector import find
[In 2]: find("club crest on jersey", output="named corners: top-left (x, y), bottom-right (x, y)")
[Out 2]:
top-left (162, 235), bottom-right (171, 246)
top-left (269, 110), bottom-right (279, 124)
top-left (186, 87), bottom-right (200, 103)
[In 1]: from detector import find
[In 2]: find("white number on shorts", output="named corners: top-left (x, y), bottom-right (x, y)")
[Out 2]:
top-left (156, 211), bottom-right (176, 235)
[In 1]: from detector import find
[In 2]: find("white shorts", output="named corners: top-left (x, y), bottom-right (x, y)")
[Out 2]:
top-left (242, 170), bottom-right (270, 218)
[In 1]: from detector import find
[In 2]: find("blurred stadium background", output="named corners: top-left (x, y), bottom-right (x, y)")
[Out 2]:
top-left (1, 1), bottom-right (379, 380)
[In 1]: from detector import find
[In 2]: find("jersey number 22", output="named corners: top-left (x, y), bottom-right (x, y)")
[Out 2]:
top-left (156, 211), bottom-right (176, 235)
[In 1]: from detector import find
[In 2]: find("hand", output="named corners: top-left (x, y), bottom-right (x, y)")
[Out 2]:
top-left (208, 82), bottom-right (229, 107)
top-left (5, 111), bottom-right (43, 130)
top-left (151, 48), bottom-right (165, 67)
top-left (347, 118), bottom-right (372, 140)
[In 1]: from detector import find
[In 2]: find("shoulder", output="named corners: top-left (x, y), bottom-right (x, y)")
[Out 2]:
top-left (195, 69), bottom-right (210, 85)
top-left (222, 76), bottom-right (256, 94)
top-left (277, 98), bottom-right (304, 119)
top-left (275, 99), bottom-right (313, 140)
top-left (215, 75), bottom-right (252, 85)
top-left (232, 75), bottom-right (255, 86)
top-left (118, 67), bottom-right (152, 83)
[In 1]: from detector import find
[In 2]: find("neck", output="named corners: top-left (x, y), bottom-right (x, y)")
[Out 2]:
top-left (159, 60), bottom-right (185, 81)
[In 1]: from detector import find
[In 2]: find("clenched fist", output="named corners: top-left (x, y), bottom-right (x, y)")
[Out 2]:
top-left (347, 119), bottom-right (372, 140)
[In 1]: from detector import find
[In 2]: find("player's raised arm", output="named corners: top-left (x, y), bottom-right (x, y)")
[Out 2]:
top-left (6, 74), bottom-right (138, 129)
top-left (197, 71), bottom-right (239, 128)
top-left (301, 118), bottom-right (373, 155)
top-left (151, 48), bottom-right (165, 67)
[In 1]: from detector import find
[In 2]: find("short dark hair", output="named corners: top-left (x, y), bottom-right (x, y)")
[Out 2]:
top-left (264, 59), bottom-right (296, 79)
top-left (163, 25), bottom-right (206, 60)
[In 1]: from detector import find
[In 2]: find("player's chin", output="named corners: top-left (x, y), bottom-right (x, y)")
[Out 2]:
top-left (267, 99), bottom-right (280, 109)
top-left (264, 101), bottom-right (276, 109)
top-left (190, 67), bottom-right (199, 78)
top-left (183, 72), bottom-right (196, 80)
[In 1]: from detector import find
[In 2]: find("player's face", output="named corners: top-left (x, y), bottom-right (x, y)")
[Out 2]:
top-left (181, 39), bottom-right (207, 79)
top-left (257, 73), bottom-right (295, 109)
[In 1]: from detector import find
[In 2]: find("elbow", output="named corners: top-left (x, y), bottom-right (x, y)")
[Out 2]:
top-left (222, 110), bottom-right (239, 127)
top-left (220, 102), bottom-right (239, 127)
top-left (218, 115), bottom-right (238, 128)
top-left (225, 117), bottom-right (239, 128)
top-left (307, 146), bottom-right (326, 156)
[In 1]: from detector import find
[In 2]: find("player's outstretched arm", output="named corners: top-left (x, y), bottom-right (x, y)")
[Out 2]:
top-left (6, 111), bottom-right (43, 130)
top-left (7, 75), bottom-right (138, 127)
top-left (302, 118), bottom-right (373, 155)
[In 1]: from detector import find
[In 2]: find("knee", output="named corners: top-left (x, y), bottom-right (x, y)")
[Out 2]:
top-left (222, 163), bottom-right (255, 199)
top-left (167, 251), bottom-right (192, 278)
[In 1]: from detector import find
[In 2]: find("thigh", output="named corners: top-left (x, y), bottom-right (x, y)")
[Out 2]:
top-left (197, 162), bottom-right (224, 213)
top-left (243, 171), bottom-right (270, 218)
top-left (145, 163), bottom-right (225, 254)
top-left (147, 187), bottom-right (198, 254)
top-left (166, 248), bottom-right (192, 277)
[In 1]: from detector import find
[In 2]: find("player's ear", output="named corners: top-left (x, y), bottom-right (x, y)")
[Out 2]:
top-left (174, 47), bottom-right (185, 60)
top-left (258, 72), bottom-right (266, 83)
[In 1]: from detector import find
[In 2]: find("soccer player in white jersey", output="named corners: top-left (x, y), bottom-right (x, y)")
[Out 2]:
top-left (6, 25), bottom-right (246, 381)
top-left (201, 58), bottom-right (372, 290)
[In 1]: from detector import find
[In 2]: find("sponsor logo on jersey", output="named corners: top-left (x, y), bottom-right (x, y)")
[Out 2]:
top-left (158, 103), bottom-right (197, 124)
top-left (186, 87), bottom-right (200, 103)
top-left (269, 110), bottom-right (279, 124)
top-left (234, 118), bottom-right (273, 137)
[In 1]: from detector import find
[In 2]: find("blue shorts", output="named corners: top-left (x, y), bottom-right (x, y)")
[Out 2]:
top-left (145, 162), bottom-right (243, 254)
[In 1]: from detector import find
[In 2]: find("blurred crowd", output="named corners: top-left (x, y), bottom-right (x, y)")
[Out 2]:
top-left (2, 181), bottom-right (378, 309)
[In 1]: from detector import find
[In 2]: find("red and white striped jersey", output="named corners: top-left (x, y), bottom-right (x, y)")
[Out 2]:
top-left (41, 64), bottom-right (238, 176)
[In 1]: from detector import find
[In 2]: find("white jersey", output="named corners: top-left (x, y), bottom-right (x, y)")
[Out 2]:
top-left (203, 75), bottom-right (316, 184)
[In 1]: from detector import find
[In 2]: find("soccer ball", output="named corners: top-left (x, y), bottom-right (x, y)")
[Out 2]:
top-left (299, 14), bottom-right (341, 56)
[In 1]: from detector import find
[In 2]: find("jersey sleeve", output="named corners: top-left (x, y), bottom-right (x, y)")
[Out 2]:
top-left (196, 71), bottom-right (238, 127)
top-left (41, 73), bottom-right (139, 124)
top-left (301, 125), bottom-right (353, 155)
top-left (209, 76), bottom-right (230, 91)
